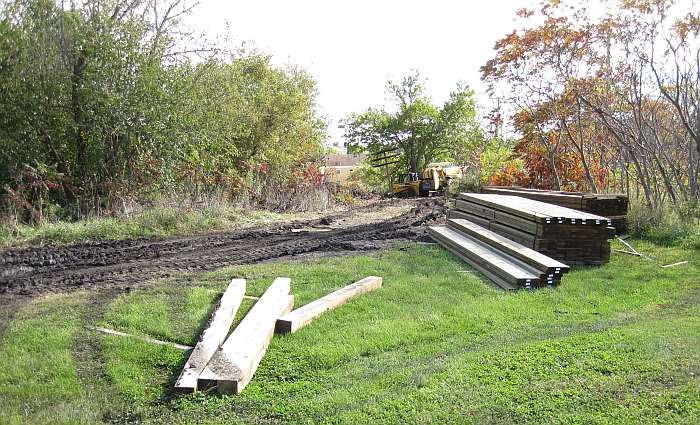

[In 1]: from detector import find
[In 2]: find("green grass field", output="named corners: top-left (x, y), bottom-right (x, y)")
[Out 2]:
top-left (1, 239), bottom-right (698, 424)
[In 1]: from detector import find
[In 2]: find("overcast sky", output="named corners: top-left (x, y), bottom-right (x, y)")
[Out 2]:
top-left (187, 0), bottom-right (531, 147)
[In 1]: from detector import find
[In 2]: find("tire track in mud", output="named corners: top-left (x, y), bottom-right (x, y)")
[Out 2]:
top-left (0, 200), bottom-right (446, 303)
top-left (71, 289), bottom-right (127, 421)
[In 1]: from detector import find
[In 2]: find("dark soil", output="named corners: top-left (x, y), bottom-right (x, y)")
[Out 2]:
top-left (0, 199), bottom-right (446, 305)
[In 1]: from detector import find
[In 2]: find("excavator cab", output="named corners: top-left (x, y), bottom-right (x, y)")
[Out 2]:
top-left (420, 162), bottom-right (462, 196)
top-left (392, 173), bottom-right (422, 197)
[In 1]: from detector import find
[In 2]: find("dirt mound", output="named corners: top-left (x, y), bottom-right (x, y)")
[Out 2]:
top-left (405, 198), bottom-right (449, 226)
top-left (0, 198), bottom-right (446, 302)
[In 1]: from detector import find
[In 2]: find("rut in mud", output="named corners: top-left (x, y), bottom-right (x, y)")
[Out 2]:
top-left (0, 199), bottom-right (446, 302)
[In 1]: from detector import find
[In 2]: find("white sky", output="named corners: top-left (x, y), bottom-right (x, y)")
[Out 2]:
top-left (188, 0), bottom-right (531, 147)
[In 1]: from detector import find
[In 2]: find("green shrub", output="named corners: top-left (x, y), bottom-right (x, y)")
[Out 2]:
top-left (445, 168), bottom-right (482, 199)
top-left (626, 199), bottom-right (700, 248)
top-left (346, 162), bottom-right (387, 194)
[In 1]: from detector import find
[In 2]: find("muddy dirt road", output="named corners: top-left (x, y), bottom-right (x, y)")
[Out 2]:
top-left (0, 199), bottom-right (446, 304)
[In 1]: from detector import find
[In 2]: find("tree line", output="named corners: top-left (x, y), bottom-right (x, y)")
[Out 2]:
top-left (0, 0), bottom-right (326, 222)
top-left (482, 0), bottom-right (699, 210)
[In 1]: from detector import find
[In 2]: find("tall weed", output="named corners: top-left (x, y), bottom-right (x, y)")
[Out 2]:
top-left (626, 198), bottom-right (700, 249)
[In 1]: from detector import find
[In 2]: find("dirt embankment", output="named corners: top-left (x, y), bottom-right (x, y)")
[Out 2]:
top-left (0, 199), bottom-right (446, 302)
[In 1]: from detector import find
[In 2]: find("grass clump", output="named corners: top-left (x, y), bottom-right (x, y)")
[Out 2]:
top-left (625, 199), bottom-right (700, 249)
top-left (0, 294), bottom-right (106, 425)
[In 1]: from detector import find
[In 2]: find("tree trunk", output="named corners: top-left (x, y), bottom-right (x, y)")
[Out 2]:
top-left (561, 111), bottom-right (598, 193)
top-left (628, 149), bottom-right (653, 208)
top-left (71, 52), bottom-right (87, 183)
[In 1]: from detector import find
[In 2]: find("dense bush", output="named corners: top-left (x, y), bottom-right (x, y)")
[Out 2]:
top-left (0, 0), bottom-right (327, 222)
top-left (345, 162), bottom-right (387, 195)
top-left (626, 199), bottom-right (700, 249)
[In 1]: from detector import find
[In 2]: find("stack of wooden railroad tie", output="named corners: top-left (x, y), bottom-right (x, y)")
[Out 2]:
top-left (429, 218), bottom-right (570, 290)
top-left (481, 186), bottom-right (628, 232)
top-left (448, 193), bottom-right (616, 265)
top-left (175, 276), bottom-right (382, 394)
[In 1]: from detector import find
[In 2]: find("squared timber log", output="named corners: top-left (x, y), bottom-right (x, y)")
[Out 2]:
top-left (174, 278), bottom-right (246, 393)
top-left (447, 219), bottom-right (569, 275)
top-left (429, 226), bottom-right (542, 288)
top-left (276, 276), bottom-right (382, 334)
top-left (197, 278), bottom-right (293, 394)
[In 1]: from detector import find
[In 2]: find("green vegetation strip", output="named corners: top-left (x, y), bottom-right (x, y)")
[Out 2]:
top-left (0, 207), bottom-right (296, 248)
top-left (0, 240), bottom-right (698, 424)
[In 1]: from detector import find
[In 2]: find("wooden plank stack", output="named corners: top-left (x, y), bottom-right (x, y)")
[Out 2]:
top-left (481, 186), bottom-right (628, 231)
top-left (449, 193), bottom-right (615, 265)
top-left (428, 218), bottom-right (570, 290)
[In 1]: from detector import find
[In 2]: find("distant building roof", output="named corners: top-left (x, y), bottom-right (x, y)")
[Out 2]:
top-left (324, 154), bottom-right (367, 167)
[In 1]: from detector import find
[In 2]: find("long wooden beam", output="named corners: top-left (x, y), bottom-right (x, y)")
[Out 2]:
top-left (455, 199), bottom-right (496, 220)
top-left (429, 229), bottom-right (518, 291)
top-left (86, 325), bottom-right (193, 351)
top-left (461, 193), bottom-right (612, 225)
top-left (197, 278), bottom-right (292, 394)
top-left (447, 219), bottom-right (569, 275)
top-left (276, 276), bottom-right (382, 334)
top-left (482, 187), bottom-right (584, 209)
top-left (460, 193), bottom-right (553, 222)
top-left (174, 279), bottom-right (246, 393)
top-left (429, 226), bottom-right (542, 287)
top-left (448, 209), bottom-right (491, 228)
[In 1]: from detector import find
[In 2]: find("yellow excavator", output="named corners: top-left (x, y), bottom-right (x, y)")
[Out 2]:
top-left (392, 162), bottom-right (463, 197)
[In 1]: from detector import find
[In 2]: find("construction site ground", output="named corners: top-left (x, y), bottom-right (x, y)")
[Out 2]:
top-left (1, 198), bottom-right (698, 424)
top-left (0, 199), bottom-right (445, 334)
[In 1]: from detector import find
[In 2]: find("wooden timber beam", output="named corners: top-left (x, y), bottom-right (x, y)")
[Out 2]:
top-left (428, 226), bottom-right (541, 287)
top-left (276, 276), bottom-right (382, 334)
top-left (429, 229), bottom-right (519, 291)
top-left (197, 278), bottom-right (293, 394)
top-left (174, 279), bottom-right (246, 393)
top-left (447, 219), bottom-right (569, 275)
